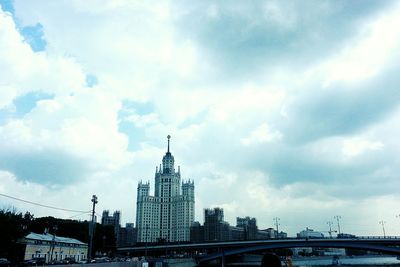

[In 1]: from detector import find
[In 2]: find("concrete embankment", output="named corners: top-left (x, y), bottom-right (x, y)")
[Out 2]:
top-left (51, 258), bottom-right (196, 267)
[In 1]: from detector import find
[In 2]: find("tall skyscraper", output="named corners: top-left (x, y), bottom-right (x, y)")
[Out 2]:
top-left (136, 136), bottom-right (195, 242)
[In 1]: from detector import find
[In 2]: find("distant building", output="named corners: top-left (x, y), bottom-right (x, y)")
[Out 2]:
top-left (230, 226), bottom-right (245, 241)
top-left (297, 228), bottom-right (324, 238)
top-left (117, 223), bottom-right (137, 247)
top-left (256, 229), bottom-right (270, 239)
top-left (136, 136), bottom-right (195, 242)
top-left (337, 233), bottom-right (356, 238)
top-left (236, 217), bottom-right (257, 240)
top-left (277, 231), bottom-right (288, 239)
top-left (190, 221), bottom-right (204, 243)
top-left (22, 232), bottom-right (87, 263)
top-left (101, 210), bottom-right (120, 226)
top-left (101, 210), bottom-right (121, 231)
top-left (257, 228), bottom-right (287, 239)
top-left (190, 209), bottom-right (287, 242)
top-left (204, 208), bottom-right (230, 241)
top-left (101, 210), bottom-right (121, 245)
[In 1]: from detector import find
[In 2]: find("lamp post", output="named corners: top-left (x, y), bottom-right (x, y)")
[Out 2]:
top-left (327, 221), bottom-right (334, 238)
top-left (334, 215), bottom-right (342, 235)
top-left (379, 221), bottom-right (386, 238)
top-left (273, 217), bottom-right (280, 239)
top-left (88, 195), bottom-right (98, 260)
top-left (50, 225), bottom-right (58, 262)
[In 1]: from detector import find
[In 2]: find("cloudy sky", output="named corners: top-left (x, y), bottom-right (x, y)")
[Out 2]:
top-left (1, 0), bottom-right (400, 237)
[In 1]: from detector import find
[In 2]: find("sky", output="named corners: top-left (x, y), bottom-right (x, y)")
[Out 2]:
top-left (1, 0), bottom-right (400, 237)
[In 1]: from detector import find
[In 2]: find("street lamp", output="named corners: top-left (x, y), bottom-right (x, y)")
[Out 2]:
top-left (334, 215), bottom-right (342, 235)
top-left (50, 225), bottom-right (58, 262)
top-left (327, 221), bottom-right (334, 238)
top-left (379, 221), bottom-right (386, 238)
top-left (88, 195), bottom-right (98, 260)
top-left (273, 217), bottom-right (280, 239)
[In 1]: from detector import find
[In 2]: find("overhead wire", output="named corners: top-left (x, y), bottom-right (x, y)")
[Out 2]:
top-left (0, 192), bottom-right (89, 213)
top-left (67, 210), bottom-right (93, 219)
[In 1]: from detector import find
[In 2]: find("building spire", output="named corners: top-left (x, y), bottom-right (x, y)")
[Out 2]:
top-left (167, 135), bottom-right (171, 153)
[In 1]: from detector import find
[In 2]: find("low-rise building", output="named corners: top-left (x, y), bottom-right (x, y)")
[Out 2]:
top-left (257, 228), bottom-right (287, 239)
top-left (22, 232), bottom-right (87, 263)
top-left (297, 228), bottom-right (324, 238)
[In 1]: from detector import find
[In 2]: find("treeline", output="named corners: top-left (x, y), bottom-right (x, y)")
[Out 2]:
top-left (0, 208), bottom-right (116, 263)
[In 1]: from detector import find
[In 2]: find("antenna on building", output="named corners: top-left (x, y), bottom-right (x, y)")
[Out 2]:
top-left (167, 135), bottom-right (171, 152)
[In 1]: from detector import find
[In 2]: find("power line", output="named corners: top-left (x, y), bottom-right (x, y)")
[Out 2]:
top-left (67, 211), bottom-right (92, 219)
top-left (0, 192), bottom-right (89, 213)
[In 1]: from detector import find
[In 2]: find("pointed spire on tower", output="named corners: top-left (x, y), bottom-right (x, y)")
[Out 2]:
top-left (167, 134), bottom-right (171, 153)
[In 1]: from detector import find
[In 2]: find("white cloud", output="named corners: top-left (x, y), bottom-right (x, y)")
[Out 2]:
top-left (342, 137), bottom-right (384, 157)
top-left (241, 123), bottom-right (282, 146)
top-left (319, 3), bottom-right (400, 86)
top-left (1, 1), bottom-right (400, 237)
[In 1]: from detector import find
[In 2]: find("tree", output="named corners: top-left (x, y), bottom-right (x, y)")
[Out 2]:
top-left (0, 208), bottom-right (31, 263)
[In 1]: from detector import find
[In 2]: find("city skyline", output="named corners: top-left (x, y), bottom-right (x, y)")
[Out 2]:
top-left (1, 1), bottom-right (400, 237)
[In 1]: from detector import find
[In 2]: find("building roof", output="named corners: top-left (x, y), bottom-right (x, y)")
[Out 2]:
top-left (25, 232), bottom-right (87, 246)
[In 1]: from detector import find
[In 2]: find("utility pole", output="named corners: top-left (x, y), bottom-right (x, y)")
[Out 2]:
top-left (379, 221), bottom-right (386, 238)
top-left (334, 215), bottom-right (342, 235)
top-left (273, 217), bottom-right (280, 239)
top-left (88, 195), bottom-right (98, 260)
top-left (50, 225), bottom-right (58, 262)
top-left (327, 221), bottom-right (334, 238)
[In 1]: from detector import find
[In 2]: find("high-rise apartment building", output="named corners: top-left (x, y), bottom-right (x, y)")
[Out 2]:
top-left (136, 136), bottom-right (195, 242)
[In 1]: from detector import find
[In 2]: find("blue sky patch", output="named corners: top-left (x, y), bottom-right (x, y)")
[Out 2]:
top-left (0, 92), bottom-right (54, 123)
top-left (117, 100), bottom-right (155, 151)
top-left (13, 92), bottom-right (54, 117)
top-left (120, 100), bottom-right (154, 115)
top-left (85, 74), bottom-right (98, 87)
top-left (0, 0), bottom-right (14, 14)
top-left (118, 121), bottom-right (146, 151)
top-left (20, 23), bottom-right (47, 52)
top-left (1, 0), bottom-right (47, 52)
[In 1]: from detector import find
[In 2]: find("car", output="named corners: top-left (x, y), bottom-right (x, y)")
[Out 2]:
top-left (0, 258), bottom-right (11, 266)
top-left (22, 258), bottom-right (46, 266)
top-left (63, 257), bottom-right (77, 264)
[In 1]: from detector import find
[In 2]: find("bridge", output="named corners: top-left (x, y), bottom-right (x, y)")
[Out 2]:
top-left (117, 237), bottom-right (400, 264)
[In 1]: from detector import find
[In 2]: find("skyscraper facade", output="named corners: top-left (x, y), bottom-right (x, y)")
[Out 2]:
top-left (136, 136), bottom-right (195, 242)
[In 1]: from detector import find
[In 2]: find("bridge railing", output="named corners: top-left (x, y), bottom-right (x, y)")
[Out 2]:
top-left (355, 236), bottom-right (400, 239)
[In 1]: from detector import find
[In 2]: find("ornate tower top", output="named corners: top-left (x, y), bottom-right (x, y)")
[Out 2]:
top-left (162, 134), bottom-right (174, 173)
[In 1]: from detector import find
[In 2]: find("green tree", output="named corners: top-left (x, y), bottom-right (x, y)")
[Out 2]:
top-left (0, 208), bottom-right (31, 263)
